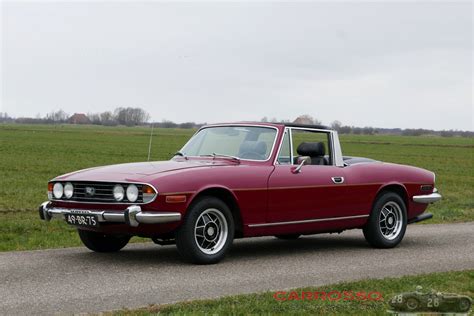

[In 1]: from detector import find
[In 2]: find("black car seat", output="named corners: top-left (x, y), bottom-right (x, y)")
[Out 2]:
top-left (296, 142), bottom-right (326, 165)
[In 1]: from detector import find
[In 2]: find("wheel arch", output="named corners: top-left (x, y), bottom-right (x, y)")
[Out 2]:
top-left (374, 183), bottom-right (409, 210)
top-left (187, 186), bottom-right (243, 238)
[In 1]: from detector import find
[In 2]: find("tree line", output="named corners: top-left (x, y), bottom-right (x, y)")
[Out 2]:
top-left (265, 115), bottom-right (474, 137)
top-left (2, 108), bottom-right (151, 126)
top-left (0, 110), bottom-right (472, 137)
top-left (88, 107), bottom-right (150, 126)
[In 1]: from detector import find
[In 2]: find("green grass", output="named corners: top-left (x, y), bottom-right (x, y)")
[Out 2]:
top-left (0, 124), bottom-right (193, 211)
top-left (0, 123), bottom-right (473, 251)
top-left (108, 270), bottom-right (474, 315)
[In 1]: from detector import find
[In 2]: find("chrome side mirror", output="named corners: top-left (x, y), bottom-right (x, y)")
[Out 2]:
top-left (291, 156), bottom-right (311, 174)
top-left (291, 160), bottom-right (306, 173)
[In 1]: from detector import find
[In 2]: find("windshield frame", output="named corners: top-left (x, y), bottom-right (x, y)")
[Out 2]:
top-left (178, 124), bottom-right (280, 163)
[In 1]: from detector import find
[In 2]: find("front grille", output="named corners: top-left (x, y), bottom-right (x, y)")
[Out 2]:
top-left (53, 181), bottom-right (145, 204)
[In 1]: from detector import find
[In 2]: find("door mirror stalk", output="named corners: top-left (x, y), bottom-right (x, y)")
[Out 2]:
top-left (292, 160), bottom-right (306, 174)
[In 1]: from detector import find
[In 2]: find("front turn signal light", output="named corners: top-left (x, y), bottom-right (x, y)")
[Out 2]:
top-left (142, 184), bottom-right (156, 203)
top-left (47, 183), bottom-right (53, 200)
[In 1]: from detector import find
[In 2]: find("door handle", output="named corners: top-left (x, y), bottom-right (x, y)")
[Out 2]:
top-left (332, 177), bottom-right (344, 184)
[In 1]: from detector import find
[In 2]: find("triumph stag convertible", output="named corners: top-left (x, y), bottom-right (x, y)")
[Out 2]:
top-left (39, 123), bottom-right (441, 264)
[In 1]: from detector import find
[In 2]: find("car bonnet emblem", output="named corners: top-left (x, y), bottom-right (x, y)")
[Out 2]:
top-left (85, 187), bottom-right (95, 196)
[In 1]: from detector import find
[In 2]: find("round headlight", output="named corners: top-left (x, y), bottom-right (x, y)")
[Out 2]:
top-left (126, 184), bottom-right (139, 202)
top-left (53, 183), bottom-right (63, 199)
top-left (113, 185), bottom-right (125, 201)
top-left (64, 183), bottom-right (74, 199)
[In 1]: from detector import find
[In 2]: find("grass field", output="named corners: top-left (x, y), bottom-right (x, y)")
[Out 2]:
top-left (109, 270), bottom-right (474, 315)
top-left (0, 123), bottom-right (473, 251)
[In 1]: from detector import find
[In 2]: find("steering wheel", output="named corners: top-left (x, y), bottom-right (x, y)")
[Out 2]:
top-left (239, 152), bottom-right (265, 160)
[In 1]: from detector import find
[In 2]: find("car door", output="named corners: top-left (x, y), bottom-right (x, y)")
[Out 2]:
top-left (268, 164), bottom-right (348, 223)
top-left (267, 128), bottom-right (350, 223)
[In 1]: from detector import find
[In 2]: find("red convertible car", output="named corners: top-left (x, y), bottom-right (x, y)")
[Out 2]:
top-left (39, 123), bottom-right (441, 264)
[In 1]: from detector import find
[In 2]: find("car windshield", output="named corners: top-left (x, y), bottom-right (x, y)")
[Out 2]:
top-left (180, 126), bottom-right (277, 161)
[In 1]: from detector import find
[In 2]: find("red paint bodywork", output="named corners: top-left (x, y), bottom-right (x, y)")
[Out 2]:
top-left (50, 123), bottom-right (434, 238)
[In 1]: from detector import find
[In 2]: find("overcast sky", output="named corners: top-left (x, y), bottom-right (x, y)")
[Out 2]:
top-left (1, 1), bottom-right (473, 130)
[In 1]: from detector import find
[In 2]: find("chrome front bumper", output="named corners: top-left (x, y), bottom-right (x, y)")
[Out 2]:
top-left (413, 188), bottom-right (442, 204)
top-left (39, 201), bottom-right (181, 227)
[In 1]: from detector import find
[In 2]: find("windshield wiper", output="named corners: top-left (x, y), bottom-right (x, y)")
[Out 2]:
top-left (199, 153), bottom-right (241, 163)
top-left (173, 151), bottom-right (188, 160)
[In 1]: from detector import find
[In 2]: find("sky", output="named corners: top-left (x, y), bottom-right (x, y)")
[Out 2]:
top-left (1, 1), bottom-right (473, 130)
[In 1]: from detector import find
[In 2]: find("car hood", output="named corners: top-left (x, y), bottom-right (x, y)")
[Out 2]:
top-left (53, 159), bottom-right (229, 182)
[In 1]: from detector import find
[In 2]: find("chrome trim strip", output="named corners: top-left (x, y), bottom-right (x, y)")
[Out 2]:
top-left (413, 190), bottom-right (442, 204)
top-left (331, 130), bottom-right (344, 167)
top-left (39, 202), bottom-right (181, 226)
top-left (48, 180), bottom-right (158, 205)
top-left (289, 128), bottom-right (294, 165)
top-left (273, 127), bottom-right (292, 165)
top-left (248, 214), bottom-right (369, 228)
top-left (179, 124), bottom-right (280, 163)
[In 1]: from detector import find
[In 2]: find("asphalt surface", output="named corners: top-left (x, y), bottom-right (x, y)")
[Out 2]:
top-left (1, 223), bottom-right (473, 315)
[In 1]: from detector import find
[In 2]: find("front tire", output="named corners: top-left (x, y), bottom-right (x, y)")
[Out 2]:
top-left (78, 229), bottom-right (130, 252)
top-left (176, 197), bottom-right (235, 264)
top-left (459, 298), bottom-right (471, 312)
top-left (363, 192), bottom-right (407, 248)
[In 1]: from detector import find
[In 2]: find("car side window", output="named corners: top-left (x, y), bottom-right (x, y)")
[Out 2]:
top-left (277, 130), bottom-right (291, 164)
top-left (291, 129), bottom-right (332, 166)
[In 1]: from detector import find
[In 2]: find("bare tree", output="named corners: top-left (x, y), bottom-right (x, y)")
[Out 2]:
top-left (114, 107), bottom-right (150, 126)
top-left (87, 113), bottom-right (101, 125)
top-left (338, 125), bottom-right (352, 134)
top-left (0, 112), bottom-right (13, 123)
top-left (160, 119), bottom-right (178, 128)
top-left (331, 120), bottom-right (342, 131)
top-left (46, 110), bottom-right (68, 123)
top-left (100, 111), bottom-right (116, 125)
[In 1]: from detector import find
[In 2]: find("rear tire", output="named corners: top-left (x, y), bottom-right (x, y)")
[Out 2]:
top-left (275, 234), bottom-right (301, 240)
top-left (176, 197), bottom-right (235, 264)
top-left (363, 192), bottom-right (407, 248)
top-left (78, 229), bottom-right (130, 252)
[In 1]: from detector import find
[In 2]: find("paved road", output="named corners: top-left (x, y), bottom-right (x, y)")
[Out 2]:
top-left (1, 223), bottom-right (473, 315)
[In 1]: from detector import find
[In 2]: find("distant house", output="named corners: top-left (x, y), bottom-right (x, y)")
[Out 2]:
top-left (68, 113), bottom-right (90, 124)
